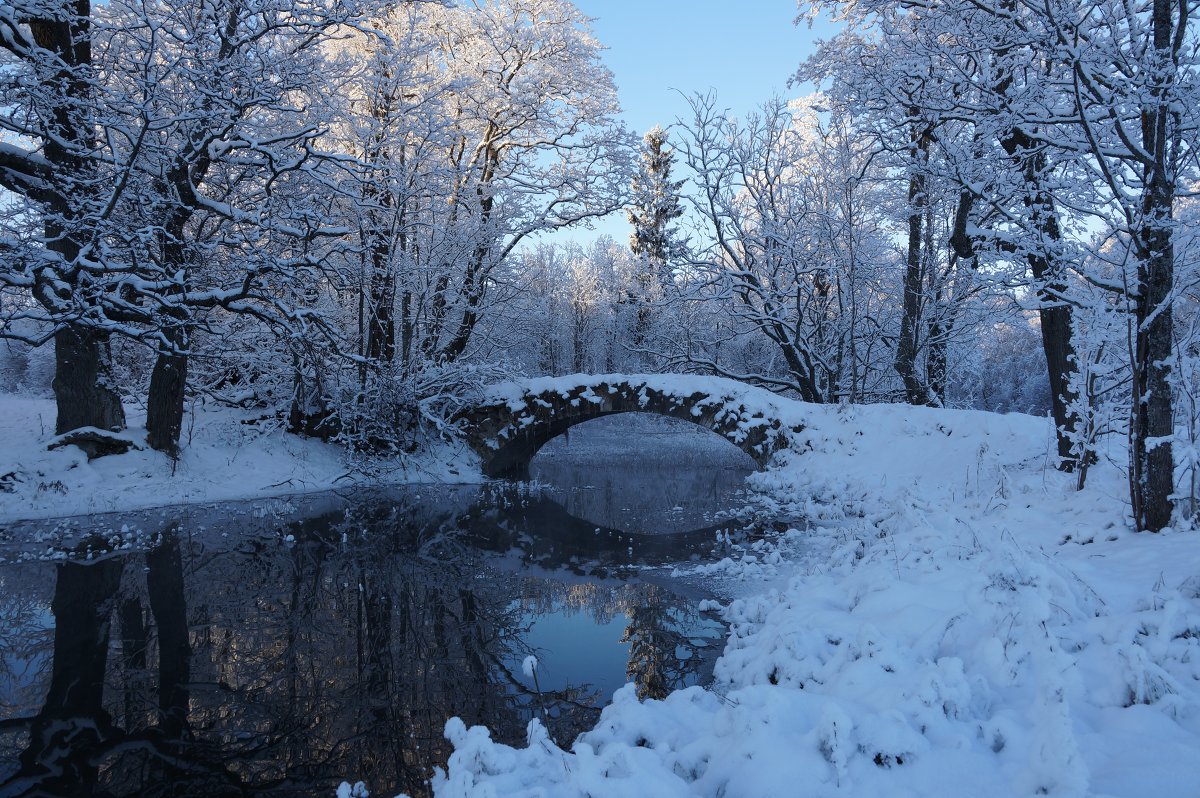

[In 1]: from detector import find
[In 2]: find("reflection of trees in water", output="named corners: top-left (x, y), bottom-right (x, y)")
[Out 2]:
top-left (0, 515), bottom-right (535, 797)
top-left (511, 580), bottom-right (633, 626)
top-left (0, 490), bottom-right (724, 797)
top-left (167, 506), bottom-right (538, 797)
top-left (621, 590), bottom-right (710, 702)
top-left (11, 556), bottom-right (124, 795)
top-left (2, 533), bottom-right (235, 796)
top-left (504, 576), bottom-right (719, 708)
top-left (0, 568), bottom-right (55, 751)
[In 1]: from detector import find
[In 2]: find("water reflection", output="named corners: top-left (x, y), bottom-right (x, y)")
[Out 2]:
top-left (531, 413), bottom-right (756, 535)
top-left (0, 486), bottom-right (727, 798)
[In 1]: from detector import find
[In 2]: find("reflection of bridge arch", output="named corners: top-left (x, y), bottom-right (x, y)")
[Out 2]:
top-left (460, 375), bottom-right (801, 479)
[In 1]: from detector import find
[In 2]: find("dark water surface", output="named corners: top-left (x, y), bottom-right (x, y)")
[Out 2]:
top-left (0, 417), bottom-right (755, 797)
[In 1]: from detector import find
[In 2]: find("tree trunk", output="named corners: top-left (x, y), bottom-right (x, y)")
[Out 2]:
top-left (364, 218), bottom-right (397, 368)
top-left (1129, 0), bottom-right (1177, 532)
top-left (1132, 202), bottom-right (1175, 532)
top-left (1002, 128), bottom-right (1084, 472)
top-left (1039, 300), bottom-right (1080, 466)
top-left (53, 326), bottom-right (126, 436)
top-left (288, 352), bottom-right (339, 439)
top-left (31, 7), bottom-right (127, 441)
top-left (1132, 220), bottom-right (1175, 532)
top-left (572, 315), bottom-right (586, 372)
top-left (146, 153), bottom-right (209, 456)
top-left (366, 267), bottom-right (397, 365)
top-left (401, 288), bottom-right (414, 366)
top-left (146, 326), bottom-right (189, 456)
top-left (895, 120), bottom-right (934, 406)
top-left (925, 316), bottom-right (948, 404)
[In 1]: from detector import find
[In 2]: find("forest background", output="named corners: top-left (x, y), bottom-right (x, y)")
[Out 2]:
top-left (1, 0), bottom-right (1197, 532)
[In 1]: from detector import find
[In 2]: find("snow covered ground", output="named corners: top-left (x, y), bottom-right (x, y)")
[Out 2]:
top-left (425, 400), bottom-right (1200, 798)
top-left (0, 396), bottom-right (477, 523)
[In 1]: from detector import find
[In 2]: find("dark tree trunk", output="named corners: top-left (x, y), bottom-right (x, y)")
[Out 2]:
top-left (925, 316), bottom-right (948, 404)
top-left (146, 326), bottom-right (189, 456)
top-left (401, 288), bottom-right (414, 366)
top-left (1129, 0), bottom-right (1177, 532)
top-left (927, 187), bottom-right (984, 409)
top-left (630, 262), bottom-right (655, 357)
top-left (145, 179), bottom-right (201, 457)
top-left (895, 120), bottom-right (934, 406)
top-left (366, 265), bottom-right (397, 366)
top-left (363, 197), bottom-right (397, 369)
top-left (438, 246), bottom-right (486, 363)
top-left (288, 352), bottom-right (340, 439)
top-left (1038, 299), bottom-right (1080, 465)
top-left (1002, 128), bottom-right (1084, 472)
top-left (30, 6), bottom-right (127, 440)
top-left (1030, 223), bottom-right (1082, 472)
top-left (421, 271), bottom-right (454, 361)
top-left (53, 326), bottom-right (126, 436)
top-left (436, 154), bottom-right (496, 365)
top-left (1132, 166), bottom-right (1175, 531)
top-left (1132, 233), bottom-right (1175, 532)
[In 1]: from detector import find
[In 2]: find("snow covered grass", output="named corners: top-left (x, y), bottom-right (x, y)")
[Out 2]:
top-left (0, 396), bottom-right (478, 522)
top-left (427, 401), bottom-right (1200, 798)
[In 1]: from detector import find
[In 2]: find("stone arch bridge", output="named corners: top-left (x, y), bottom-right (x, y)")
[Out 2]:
top-left (459, 374), bottom-right (802, 479)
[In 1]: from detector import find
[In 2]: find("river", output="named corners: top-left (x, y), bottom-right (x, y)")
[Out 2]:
top-left (0, 415), bottom-right (757, 797)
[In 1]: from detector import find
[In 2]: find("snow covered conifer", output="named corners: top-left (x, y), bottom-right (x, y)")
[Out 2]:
top-left (628, 126), bottom-right (686, 268)
top-left (625, 126), bottom-right (686, 357)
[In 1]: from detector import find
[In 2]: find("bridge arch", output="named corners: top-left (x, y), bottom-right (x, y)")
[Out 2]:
top-left (461, 375), bottom-right (799, 479)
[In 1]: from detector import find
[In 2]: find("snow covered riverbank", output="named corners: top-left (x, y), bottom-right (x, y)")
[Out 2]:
top-left (0, 373), bottom-right (787, 523)
top-left (0, 396), bottom-right (478, 523)
top-left (426, 401), bottom-right (1200, 798)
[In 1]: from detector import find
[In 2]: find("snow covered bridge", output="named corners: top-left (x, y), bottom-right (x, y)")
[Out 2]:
top-left (461, 374), bottom-right (803, 479)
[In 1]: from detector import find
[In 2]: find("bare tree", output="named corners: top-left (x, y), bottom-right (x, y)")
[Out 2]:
top-left (675, 94), bottom-right (898, 403)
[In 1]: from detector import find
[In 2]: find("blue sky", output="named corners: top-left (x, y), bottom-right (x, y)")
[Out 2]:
top-left (565, 0), bottom-right (841, 242)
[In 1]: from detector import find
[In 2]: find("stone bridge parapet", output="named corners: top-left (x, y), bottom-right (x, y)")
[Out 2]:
top-left (459, 374), bottom-right (802, 479)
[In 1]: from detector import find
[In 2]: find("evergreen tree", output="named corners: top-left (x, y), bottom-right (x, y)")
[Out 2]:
top-left (628, 126), bottom-right (686, 265)
top-left (626, 127), bottom-right (686, 358)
